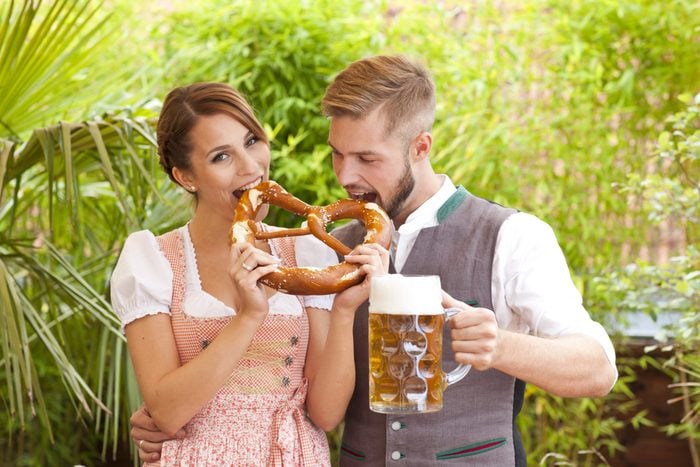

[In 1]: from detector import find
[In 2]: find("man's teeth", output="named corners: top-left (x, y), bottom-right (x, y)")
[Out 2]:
top-left (350, 192), bottom-right (373, 201)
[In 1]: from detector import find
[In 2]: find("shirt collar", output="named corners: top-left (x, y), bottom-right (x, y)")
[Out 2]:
top-left (396, 174), bottom-right (456, 234)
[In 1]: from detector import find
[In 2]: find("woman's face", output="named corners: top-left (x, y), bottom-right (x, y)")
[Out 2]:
top-left (179, 113), bottom-right (270, 220)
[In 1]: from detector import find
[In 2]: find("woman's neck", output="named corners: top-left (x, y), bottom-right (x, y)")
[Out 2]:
top-left (188, 208), bottom-right (232, 253)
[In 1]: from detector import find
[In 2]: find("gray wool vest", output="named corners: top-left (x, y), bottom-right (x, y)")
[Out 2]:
top-left (332, 187), bottom-right (526, 466)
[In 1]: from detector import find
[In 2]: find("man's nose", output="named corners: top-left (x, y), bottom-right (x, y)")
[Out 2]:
top-left (333, 158), bottom-right (358, 187)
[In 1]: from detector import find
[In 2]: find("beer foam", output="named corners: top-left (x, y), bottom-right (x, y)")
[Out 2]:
top-left (369, 275), bottom-right (443, 315)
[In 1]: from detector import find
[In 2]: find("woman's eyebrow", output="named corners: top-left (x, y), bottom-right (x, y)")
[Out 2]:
top-left (206, 144), bottom-right (231, 156)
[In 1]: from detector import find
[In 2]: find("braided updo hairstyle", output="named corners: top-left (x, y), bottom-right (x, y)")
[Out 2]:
top-left (156, 82), bottom-right (269, 186)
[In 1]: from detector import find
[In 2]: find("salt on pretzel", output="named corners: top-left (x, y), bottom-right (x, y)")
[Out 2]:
top-left (231, 181), bottom-right (391, 295)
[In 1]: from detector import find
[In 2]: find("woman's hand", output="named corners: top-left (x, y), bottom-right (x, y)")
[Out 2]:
top-left (229, 242), bottom-right (279, 322)
top-left (333, 243), bottom-right (390, 314)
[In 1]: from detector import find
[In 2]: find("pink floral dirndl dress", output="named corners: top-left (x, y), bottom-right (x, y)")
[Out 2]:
top-left (148, 230), bottom-right (330, 466)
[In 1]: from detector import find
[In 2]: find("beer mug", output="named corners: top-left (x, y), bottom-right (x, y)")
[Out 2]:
top-left (368, 274), bottom-right (471, 414)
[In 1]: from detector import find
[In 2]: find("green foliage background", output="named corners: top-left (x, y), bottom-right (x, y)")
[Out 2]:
top-left (0, 0), bottom-right (698, 465)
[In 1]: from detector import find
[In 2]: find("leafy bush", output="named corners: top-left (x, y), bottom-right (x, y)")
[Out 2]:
top-left (520, 93), bottom-right (699, 465)
top-left (131, 0), bottom-right (385, 226)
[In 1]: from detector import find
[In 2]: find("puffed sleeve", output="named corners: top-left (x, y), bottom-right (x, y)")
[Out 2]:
top-left (294, 233), bottom-right (339, 310)
top-left (110, 230), bottom-right (173, 331)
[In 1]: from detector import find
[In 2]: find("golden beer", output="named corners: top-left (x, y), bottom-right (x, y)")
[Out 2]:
top-left (369, 311), bottom-right (445, 413)
top-left (368, 275), bottom-right (470, 414)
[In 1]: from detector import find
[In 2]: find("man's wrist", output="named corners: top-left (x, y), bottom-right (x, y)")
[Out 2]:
top-left (330, 304), bottom-right (358, 323)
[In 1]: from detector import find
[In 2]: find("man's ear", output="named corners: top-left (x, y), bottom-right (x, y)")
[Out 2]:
top-left (413, 132), bottom-right (433, 160)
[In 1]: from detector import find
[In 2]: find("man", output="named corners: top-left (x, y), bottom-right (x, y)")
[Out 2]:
top-left (131, 55), bottom-right (617, 465)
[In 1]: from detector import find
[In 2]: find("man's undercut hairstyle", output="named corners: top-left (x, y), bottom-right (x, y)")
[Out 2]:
top-left (156, 82), bottom-right (268, 184)
top-left (321, 55), bottom-right (436, 144)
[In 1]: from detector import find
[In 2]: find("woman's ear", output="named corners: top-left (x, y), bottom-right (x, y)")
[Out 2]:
top-left (413, 132), bottom-right (433, 160)
top-left (172, 167), bottom-right (197, 192)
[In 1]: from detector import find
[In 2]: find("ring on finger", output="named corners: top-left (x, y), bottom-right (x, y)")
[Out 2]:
top-left (139, 439), bottom-right (144, 448)
top-left (242, 263), bottom-right (254, 271)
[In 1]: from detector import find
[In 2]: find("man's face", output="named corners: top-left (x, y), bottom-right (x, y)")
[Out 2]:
top-left (328, 108), bottom-right (416, 222)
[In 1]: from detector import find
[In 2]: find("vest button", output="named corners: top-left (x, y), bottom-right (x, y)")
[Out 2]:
top-left (391, 421), bottom-right (402, 431)
top-left (391, 451), bottom-right (402, 460)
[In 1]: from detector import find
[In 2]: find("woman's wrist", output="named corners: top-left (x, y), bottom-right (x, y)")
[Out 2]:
top-left (233, 309), bottom-right (267, 330)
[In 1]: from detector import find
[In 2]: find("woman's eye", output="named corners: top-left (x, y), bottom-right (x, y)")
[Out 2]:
top-left (245, 135), bottom-right (258, 147)
top-left (212, 152), bottom-right (229, 162)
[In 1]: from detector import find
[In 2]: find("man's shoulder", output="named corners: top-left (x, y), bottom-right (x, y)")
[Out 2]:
top-left (467, 192), bottom-right (517, 212)
top-left (449, 192), bottom-right (518, 225)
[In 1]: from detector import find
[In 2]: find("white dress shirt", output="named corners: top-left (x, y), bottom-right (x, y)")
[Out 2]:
top-left (392, 175), bottom-right (616, 369)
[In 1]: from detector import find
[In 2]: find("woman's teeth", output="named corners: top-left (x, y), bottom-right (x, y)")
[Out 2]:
top-left (233, 179), bottom-right (262, 198)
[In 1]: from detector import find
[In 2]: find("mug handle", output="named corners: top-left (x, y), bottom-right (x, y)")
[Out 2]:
top-left (444, 307), bottom-right (472, 386)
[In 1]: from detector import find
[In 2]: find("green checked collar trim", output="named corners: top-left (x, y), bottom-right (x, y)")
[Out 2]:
top-left (436, 185), bottom-right (469, 224)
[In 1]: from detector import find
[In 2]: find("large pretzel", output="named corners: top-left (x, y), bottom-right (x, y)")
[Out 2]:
top-left (230, 181), bottom-right (391, 295)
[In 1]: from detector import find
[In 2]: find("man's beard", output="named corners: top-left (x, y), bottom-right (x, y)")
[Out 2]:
top-left (384, 155), bottom-right (415, 220)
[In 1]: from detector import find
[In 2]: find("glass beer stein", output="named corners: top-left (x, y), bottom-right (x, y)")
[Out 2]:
top-left (368, 274), bottom-right (471, 414)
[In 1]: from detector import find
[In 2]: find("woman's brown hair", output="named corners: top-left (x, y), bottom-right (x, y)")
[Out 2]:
top-left (156, 82), bottom-right (268, 184)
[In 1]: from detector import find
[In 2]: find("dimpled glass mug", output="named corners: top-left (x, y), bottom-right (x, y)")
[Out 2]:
top-left (368, 274), bottom-right (471, 414)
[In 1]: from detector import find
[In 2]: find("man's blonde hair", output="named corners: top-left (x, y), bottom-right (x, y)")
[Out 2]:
top-left (322, 55), bottom-right (436, 144)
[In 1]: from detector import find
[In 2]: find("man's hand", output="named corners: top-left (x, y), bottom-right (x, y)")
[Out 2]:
top-left (130, 404), bottom-right (184, 462)
top-left (443, 291), bottom-right (500, 371)
top-left (334, 243), bottom-right (390, 313)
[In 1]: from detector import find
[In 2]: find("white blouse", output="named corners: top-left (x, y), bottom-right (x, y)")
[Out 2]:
top-left (110, 225), bottom-right (337, 331)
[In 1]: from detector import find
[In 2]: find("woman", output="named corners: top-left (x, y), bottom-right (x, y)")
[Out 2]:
top-left (110, 82), bottom-right (388, 465)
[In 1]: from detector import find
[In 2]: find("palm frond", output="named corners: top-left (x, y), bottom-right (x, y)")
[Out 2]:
top-left (0, 0), bottom-right (121, 139)
top-left (0, 109), bottom-right (186, 460)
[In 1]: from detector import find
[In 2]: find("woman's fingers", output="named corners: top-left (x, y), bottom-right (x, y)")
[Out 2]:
top-left (249, 263), bottom-right (279, 279)
top-left (230, 242), bottom-right (279, 279)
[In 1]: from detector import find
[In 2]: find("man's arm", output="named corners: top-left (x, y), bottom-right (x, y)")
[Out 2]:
top-left (444, 294), bottom-right (616, 397)
top-left (130, 404), bottom-right (185, 462)
top-left (452, 212), bottom-right (616, 397)
top-left (305, 243), bottom-right (390, 431)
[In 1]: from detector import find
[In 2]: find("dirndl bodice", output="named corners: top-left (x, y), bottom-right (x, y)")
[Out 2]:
top-left (146, 230), bottom-right (330, 467)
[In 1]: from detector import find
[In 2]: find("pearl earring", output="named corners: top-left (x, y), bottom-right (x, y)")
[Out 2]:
top-left (188, 185), bottom-right (196, 192)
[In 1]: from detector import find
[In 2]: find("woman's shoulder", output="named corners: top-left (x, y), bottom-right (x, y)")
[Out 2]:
top-left (122, 226), bottom-right (187, 253)
top-left (123, 229), bottom-right (158, 248)
top-left (111, 229), bottom-right (176, 330)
